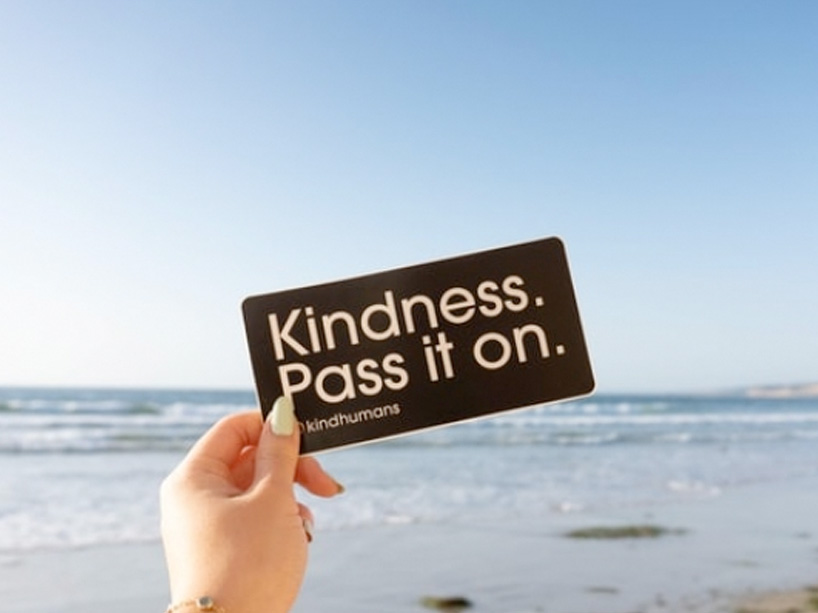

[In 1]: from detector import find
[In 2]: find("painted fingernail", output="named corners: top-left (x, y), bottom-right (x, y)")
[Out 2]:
top-left (270, 396), bottom-right (295, 436)
top-left (303, 517), bottom-right (314, 543)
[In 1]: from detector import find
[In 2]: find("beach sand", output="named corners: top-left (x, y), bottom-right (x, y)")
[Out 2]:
top-left (4, 475), bottom-right (818, 613)
top-left (734, 587), bottom-right (818, 613)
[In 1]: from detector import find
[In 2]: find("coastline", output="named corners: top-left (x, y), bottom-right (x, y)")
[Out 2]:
top-left (4, 474), bottom-right (817, 613)
top-left (297, 475), bottom-right (818, 613)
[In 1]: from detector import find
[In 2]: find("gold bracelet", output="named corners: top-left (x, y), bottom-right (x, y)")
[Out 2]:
top-left (166, 596), bottom-right (226, 613)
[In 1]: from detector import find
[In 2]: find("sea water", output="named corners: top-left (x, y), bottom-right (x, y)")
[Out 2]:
top-left (1, 387), bottom-right (817, 552)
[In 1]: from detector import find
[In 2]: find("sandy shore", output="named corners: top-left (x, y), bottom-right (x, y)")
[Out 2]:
top-left (734, 587), bottom-right (818, 613)
top-left (0, 542), bottom-right (168, 613)
top-left (3, 475), bottom-right (818, 613)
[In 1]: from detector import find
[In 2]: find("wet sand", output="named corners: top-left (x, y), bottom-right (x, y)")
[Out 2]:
top-left (3, 475), bottom-right (818, 613)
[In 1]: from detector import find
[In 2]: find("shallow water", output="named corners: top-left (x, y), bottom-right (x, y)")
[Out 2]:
top-left (1, 387), bottom-right (817, 552)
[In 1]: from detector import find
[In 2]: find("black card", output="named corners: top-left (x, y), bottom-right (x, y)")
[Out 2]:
top-left (243, 237), bottom-right (595, 454)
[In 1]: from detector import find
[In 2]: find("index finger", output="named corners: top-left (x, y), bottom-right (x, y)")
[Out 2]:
top-left (184, 410), bottom-right (264, 468)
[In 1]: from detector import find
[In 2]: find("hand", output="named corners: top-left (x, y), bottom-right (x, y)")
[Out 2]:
top-left (160, 397), bottom-right (342, 613)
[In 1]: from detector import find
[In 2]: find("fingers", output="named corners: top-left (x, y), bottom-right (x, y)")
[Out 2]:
top-left (186, 401), bottom-right (345, 499)
top-left (229, 444), bottom-right (258, 491)
top-left (253, 396), bottom-right (301, 492)
top-left (184, 411), bottom-right (263, 468)
top-left (253, 398), bottom-right (345, 498)
top-left (296, 456), bottom-right (345, 498)
top-left (297, 503), bottom-right (315, 543)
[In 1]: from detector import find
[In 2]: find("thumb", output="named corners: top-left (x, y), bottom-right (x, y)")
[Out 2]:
top-left (253, 396), bottom-right (301, 491)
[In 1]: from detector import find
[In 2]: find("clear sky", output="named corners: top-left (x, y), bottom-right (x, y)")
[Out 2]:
top-left (1, 1), bottom-right (816, 393)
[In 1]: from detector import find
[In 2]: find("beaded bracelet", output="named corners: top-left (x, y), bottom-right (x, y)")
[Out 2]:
top-left (166, 596), bottom-right (226, 612)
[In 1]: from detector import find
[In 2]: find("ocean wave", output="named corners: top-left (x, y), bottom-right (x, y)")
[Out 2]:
top-left (8, 407), bottom-right (816, 433)
top-left (1, 389), bottom-right (817, 453)
top-left (0, 430), bottom-right (200, 453)
top-left (5, 420), bottom-right (818, 453)
top-left (551, 431), bottom-right (621, 445)
top-left (493, 411), bottom-right (818, 427)
top-left (0, 398), bottom-right (249, 417)
top-left (666, 479), bottom-right (722, 498)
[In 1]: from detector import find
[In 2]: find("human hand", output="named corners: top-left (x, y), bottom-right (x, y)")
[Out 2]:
top-left (160, 397), bottom-right (343, 613)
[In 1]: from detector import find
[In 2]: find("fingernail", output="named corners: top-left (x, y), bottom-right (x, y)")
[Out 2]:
top-left (331, 478), bottom-right (346, 495)
top-left (303, 517), bottom-right (314, 543)
top-left (270, 396), bottom-right (295, 436)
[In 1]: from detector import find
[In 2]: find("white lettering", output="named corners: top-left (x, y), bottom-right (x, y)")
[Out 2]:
top-left (278, 362), bottom-right (312, 397)
top-left (269, 310), bottom-right (309, 360)
top-left (473, 332), bottom-right (513, 370)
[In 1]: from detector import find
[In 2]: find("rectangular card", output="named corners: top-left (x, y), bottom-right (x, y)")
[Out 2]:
top-left (242, 237), bottom-right (595, 454)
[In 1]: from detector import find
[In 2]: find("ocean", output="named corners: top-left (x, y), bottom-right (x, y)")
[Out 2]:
top-left (1, 387), bottom-right (817, 553)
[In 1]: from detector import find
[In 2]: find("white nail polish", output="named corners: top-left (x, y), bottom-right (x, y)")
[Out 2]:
top-left (270, 396), bottom-right (295, 436)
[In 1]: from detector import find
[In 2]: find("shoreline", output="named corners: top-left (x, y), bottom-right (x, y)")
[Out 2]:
top-left (4, 475), bottom-right (818, 613)
top-left (296, 478), bottom-right (818, 613)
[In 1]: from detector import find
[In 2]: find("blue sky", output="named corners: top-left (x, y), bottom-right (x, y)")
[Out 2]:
top-left (1, 1), bottom-right (816, 392)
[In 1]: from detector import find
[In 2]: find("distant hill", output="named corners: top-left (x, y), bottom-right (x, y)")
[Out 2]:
top-left (743, 383), bottom-right (818, 398)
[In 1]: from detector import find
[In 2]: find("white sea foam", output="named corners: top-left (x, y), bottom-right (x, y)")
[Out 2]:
top-left (552, 432), bottom-right (620, 445)
top-left (666, 479), bottom-right (722, 498)
top-left (519, 412), bottom-right (818, 427)
top-left (552, 501), bottom-right (585, 513)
